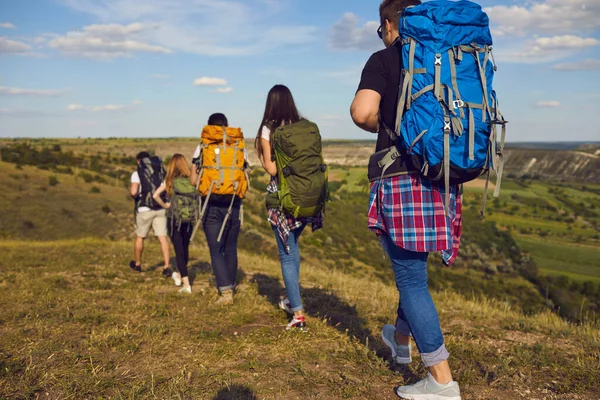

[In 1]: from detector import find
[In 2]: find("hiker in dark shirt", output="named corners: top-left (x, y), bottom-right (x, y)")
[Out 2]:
top-left (190, 113), bottom-right (244, 306)
top-left (350, 0), bottom-right (462, 398)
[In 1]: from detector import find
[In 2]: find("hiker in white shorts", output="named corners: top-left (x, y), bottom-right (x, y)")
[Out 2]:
top-left (129, 151), bottom-right (172, 278)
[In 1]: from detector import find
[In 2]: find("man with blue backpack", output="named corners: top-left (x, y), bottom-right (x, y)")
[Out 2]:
top-left (351, 0), bottom-right (505, 398)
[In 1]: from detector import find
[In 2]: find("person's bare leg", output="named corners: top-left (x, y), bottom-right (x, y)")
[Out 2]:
top-left (395, 331), bottom-right (411, 346)
top-left (294, 310), bottom-right (304, 318)
top-left (429, 360), bottom-right (453, 385)
top-left (134, 237), bottom-right (144, 267)
top-left (157, 236), bottom-right (170, 270)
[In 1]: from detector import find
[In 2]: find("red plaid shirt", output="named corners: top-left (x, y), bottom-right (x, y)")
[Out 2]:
top-left (368, 173), bottom-right (462, 265)
top-left (266, 177), bottom-right (323, 253)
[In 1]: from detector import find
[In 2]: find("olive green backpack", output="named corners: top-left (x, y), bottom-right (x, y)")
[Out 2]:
top-left (266, 119), bottom-right (329, 218)
top-left (169, 176), bottom-right (200, 231)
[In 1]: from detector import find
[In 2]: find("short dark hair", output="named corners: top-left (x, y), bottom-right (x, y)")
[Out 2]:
top-left (379, 0), bottom-right (421, 26)
top-left (207, 113), bottom-right (228, 126)
top-left (136, 151), bottom-right (150, 161)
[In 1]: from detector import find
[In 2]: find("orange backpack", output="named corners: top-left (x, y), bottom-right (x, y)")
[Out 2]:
top-left (198, 125), bottom-right (248, 199)
top-left (194, 125), bottom-right (249, 242)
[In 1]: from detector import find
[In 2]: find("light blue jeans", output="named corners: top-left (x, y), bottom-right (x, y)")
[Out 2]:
top-left (381, 234), bottom-right (449, 367)
top-left (273, 224), bottom-right (306, 312)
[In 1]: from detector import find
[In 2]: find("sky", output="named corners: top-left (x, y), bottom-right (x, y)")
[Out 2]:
top-left (0, 0), bottom-right (599, 142)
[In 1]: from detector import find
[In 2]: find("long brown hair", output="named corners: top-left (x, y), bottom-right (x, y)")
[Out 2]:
top-left (165, 154), bottom-right (190, 195)
top-left (255, 84), bottom-right (301, 158)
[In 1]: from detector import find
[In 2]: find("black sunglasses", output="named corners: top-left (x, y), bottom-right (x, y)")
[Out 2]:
top-left (377, 23), bottom-right (383, 39)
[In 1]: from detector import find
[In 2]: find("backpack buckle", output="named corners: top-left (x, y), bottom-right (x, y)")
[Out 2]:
top-left (444, 121), bottom-right (452, 131)
top-left (453, 99), bottom-right (465, 109)
top-left (434, 56), bottom-right (442, 66)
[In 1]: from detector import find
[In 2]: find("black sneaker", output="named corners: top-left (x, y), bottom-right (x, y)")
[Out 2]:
top-left (162, 267), bottom-right (173, 278)
top-left (129, 260), bottom-right (142, 272)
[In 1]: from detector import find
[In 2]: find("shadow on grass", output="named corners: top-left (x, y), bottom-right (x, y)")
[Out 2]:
top-left (212, 384), bottom-right (257, 400)
top-left (145, 256), bottom-right (176, 272)
top-left (250, 273), bottom-right (418, 380)
top-left (186, 260), bottom-right (247, 287)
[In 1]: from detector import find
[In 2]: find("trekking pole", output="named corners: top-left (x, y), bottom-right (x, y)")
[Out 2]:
top-left (190, 157), bottom-right (203, 243)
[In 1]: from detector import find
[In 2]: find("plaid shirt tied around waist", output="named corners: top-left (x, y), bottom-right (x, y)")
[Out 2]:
top-left (368, 173), bottom-right (462, 265)
top-left (266, 177), bottom-right (323, 253)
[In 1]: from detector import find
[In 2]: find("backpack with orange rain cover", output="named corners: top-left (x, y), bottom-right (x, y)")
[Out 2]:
top-left (192, 125), bottom-right (249, 242)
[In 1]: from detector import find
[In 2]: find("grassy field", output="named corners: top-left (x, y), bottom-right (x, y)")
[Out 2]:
top-left (514, 237), bottom-right (600, 282)
top-left (463, 177), bottom-right (600, 282)
top-left (1, 239), bottom-right (599, 399)
top-left (2, 139), bottom-right (600, 398)
top-left (0, 162), bottom-right (132, 241)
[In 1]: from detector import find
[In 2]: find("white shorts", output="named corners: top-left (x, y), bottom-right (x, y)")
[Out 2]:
top-left (135, 209), bottom-right (167, 238)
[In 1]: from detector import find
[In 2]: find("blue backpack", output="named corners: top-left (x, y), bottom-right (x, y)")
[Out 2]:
top-left (379, 0), bottom-right (507, 214)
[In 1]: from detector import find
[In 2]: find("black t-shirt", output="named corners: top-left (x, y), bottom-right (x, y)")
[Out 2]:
top-left (357, 40), bottom-right (402, 152)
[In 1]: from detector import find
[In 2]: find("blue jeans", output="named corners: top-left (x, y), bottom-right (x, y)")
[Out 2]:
top-left (202, 204), bottom-right (241, 293)
top-left (273, 224), bottom-right (306, 312)
top-left (381, 234), bottom-right (449, 367)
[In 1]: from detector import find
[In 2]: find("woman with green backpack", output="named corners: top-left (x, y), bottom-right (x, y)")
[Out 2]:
top-left (255, 84), bottom-right (327, 331)
top-left (152, 154), bottom-right (199, 294)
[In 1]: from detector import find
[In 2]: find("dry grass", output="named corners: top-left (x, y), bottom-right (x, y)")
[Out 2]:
top-left (1, 239), bottom-right (598, 400)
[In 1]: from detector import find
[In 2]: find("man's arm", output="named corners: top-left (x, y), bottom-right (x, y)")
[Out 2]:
top-left (129, 182), bottom-right (139, 198)
top-left (350, 89), bottom-right (381, 133)
top-left (190, 163), bottom-right (199, 187)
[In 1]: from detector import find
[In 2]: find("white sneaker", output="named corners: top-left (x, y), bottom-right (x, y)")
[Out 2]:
top-left (381, 324), bottom-right (412, 364)
top-left (396, 373), bottom-right (461, 400)
top-left (172, 272), bottom-right (182, 286)
top-left (279, 298), bottom-right (293, 314)
top-left (178, 286), bottom-right (192, 294)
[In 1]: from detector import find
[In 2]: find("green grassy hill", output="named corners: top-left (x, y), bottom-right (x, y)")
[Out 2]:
top-left (1, 140), bottom-right (599, 399)
top-left (0, 162), bottom-right (132, 241)
top-left (1, 240), bottom-right (599, 399)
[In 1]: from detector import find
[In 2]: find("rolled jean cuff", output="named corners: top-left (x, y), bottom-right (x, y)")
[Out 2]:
top-left (218, 284), bottom-right (235, 293)
top-left (395, 318), bottom-right (412, 337)
top-left (290, 304), bottom-right (303, 312)
top-left (420, 343), bottom-right (449, 367)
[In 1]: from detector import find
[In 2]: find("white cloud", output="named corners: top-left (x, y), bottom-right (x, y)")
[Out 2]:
top-left (60, 0), bottom-right (317, 56)
top-left (495, 35), bottom-right (599, 63)
top-left (553, 58), bottom-right (600, 71)
top-left (66, 99), bottom-right (141, 112)
top-left (0, 23), bottom-right (16, 29)
top-left (214, 87), bottom-right (233, 93)
top-left (0, 37), bottom-right (31, 54)
top-left (193, 77), bottom-right (227, 86)
top-left (534, 100), bottom-right (561, 108)
top-left (149, 73), bottom-right (169, 79)
top-left (66, 104), bottom-right (84, 111)
top-left (0, 85), bottom-right (66, 96)
top-left (330, 13), bottom-right (381, 51)
top-left (47, 23), bottom-right (172, 60)
top-left (485, 0), bottom-right (600, 37)
top-left (0, 108), bottom-right (50, 117)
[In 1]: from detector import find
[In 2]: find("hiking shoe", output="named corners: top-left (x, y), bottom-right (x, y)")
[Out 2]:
top-left (178, 286), bottom-right (192, 295)
top-left (172, 272), bottom-right (182, 286)
top-left (382, 324), bottom-right (412, 364)
top-left (128, 260), bottom-right (142, 272)
top-left (162, 267), bottom-right (173, 278)
top-left (215, 291), bottom-right (233, 306)
top-left (279, 298), bottom-right (293, 314)
top-left (286, 316), bottom-right (307, 331)
top-left (396, 373), bottom-right (461, 400)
